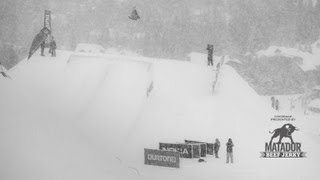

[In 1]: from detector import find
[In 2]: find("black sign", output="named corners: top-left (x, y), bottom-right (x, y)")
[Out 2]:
top-left (144, 149), bottom-right (180, 168)
top-left (261, 123), bottom-right (306, 158)
top-left (159, 143), bottom-right (193, 158)
top-left (185, 140), bottom-right (214, 156)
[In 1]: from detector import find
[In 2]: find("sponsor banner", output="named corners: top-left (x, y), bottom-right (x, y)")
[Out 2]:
top-left (191, 144), bottom-right (201, 158)
top-left (260, 152), bottom-right (306, 158)
top-left (44, 10), bottom-right (51, 46)
top-left (206, 143), bottom-right (214, 155)
top-left (185, 140), bottom-right (213, 155)
top-left (261, 122), bottom-right (307, 159)
top-left (144, 149), bottom-right (179, 168)
top-left (159, 143), bottom-right (192, 158)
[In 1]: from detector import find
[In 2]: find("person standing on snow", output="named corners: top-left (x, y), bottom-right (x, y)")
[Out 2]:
top-left (40, 41), bottom-right (45, 56)
top-left (213, 138), bottom-right (220, 158)
top-left (221, 55), bottom-right (225, 66)
top-left (207, 44), bottom-right (214, 66)
top-left (275, 99), bottom-right (279, 111)
top-left (271, 96), bottom-right (275, 109)
top-left (216, 62), bottom-right (221, 71)
top-left (49, 36), bottom-right (57, 57)
top-left (226, 138), bottom-right (234, 163)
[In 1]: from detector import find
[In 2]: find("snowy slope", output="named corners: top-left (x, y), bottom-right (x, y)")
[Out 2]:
top-left (0, 47), bottom-right (320, 180)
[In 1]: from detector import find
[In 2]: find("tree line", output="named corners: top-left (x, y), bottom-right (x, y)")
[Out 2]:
top-left (1, 0), bottom-right (320, 65)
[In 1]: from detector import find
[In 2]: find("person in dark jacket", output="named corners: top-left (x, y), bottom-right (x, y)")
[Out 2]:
top-left (226, 138), bottom-right (234, 163)
top-left (213, 138), bottom-right (220, 158)
top-left (207, 44), bottom-right (214, 66)
top-left (40, 41), bottom-right (45, 56)
top-left (50, 37), bottom-right (57, 57)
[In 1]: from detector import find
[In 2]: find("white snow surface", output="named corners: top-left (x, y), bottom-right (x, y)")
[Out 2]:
top-left (256, 45), bottom-right (320, 71)
top-left (75, 43), bottom-right (106, 54)
top-left (0, 48), bottom-right (320, 180)
top-left (188, 52), bottom-right (240, 66)
top-left (309, 99), bottom-right (320, 109)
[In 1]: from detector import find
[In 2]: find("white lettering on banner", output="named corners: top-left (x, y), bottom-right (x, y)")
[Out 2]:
top-left (182, 149), bottom-right (188, 154)
top-left (161, 147), bottom-right (189, 154)
top-left (147, 154), bottom-right (177, 163)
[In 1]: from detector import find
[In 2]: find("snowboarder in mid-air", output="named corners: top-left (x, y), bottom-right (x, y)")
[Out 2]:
top-left (129, 6), bottom-right (140, 20)
top-left (226, 138), bottom-right (234, 163)
top-left (207, 44), bottom-right (214, 66)
top-left (213, 138), bottom-right (220, 158)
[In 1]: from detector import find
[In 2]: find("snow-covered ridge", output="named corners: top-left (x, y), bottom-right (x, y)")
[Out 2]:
top-left (256, 44), bottom-right (320, 71)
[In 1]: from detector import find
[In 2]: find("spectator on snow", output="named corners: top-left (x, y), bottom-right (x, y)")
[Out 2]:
top-left (212, 79), bottom-right (217, 91)
top-left (216, 62), bottom-right (221, 71)
top-left (40, 41), bottom-right (45, 56)
top-left (271, 96), bottom-right (275, 109)
top-left (213, 138), bottom-right (220, 158)
top-left (215, 70), bottom-right (219, 80)
top-left (207, 44), bottom-right (214, 66)
top-left (50, 36), bottom-right (57, 57)
top-left (221, 55), bottom-right (225, 66)
top-left (226, 138), bottom-right (234, 163)
top-left (275, 99), bottom-right (279, 111)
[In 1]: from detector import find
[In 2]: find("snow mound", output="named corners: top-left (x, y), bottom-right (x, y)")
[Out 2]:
top-left (311, 39), bottom-right (320, 55)
top-left (75, 43), bottom-right (106, 54)
top-left (105, 47), bottom-right (141, 57)
top-left (0, 51), bottom-right (154, 180)
top-left (188, 52), bottom-right (238, 66)
top-left (256, 46), bottom-right (320, 71)
top-left (309, 99), bottom-right (320, 109)
top-left (1, 48), bottom-right (320, 180)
